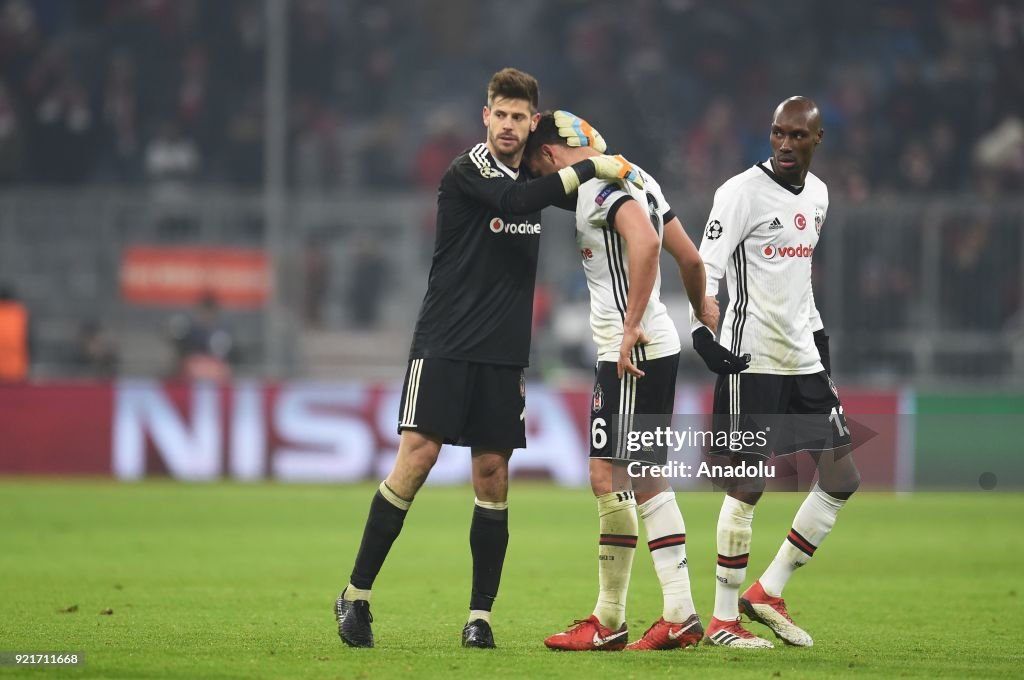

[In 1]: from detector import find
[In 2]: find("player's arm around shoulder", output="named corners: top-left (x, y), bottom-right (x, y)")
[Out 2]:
top-left (447, 144), bottom-right (619, 216)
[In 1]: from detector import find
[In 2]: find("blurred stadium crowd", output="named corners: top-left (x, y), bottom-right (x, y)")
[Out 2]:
top-left (0, 0), bottom-right (1022, 384)
top-left (0, 0), bottom-right (1021, 197)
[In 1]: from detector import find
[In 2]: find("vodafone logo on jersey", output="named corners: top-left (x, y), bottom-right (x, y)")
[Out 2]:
top-left (489, 217), bottom-right (541, 235)
top-left (761, 244), bottom-right (814, 260)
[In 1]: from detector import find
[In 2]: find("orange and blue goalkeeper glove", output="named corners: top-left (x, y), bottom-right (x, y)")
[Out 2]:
top-left (554, 110), bottom-right (607, 152)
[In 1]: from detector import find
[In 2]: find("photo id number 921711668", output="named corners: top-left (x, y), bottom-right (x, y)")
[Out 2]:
top-left (0, 652), bottom-right (84, 666)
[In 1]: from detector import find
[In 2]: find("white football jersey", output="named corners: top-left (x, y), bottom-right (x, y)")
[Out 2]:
top-left (692, 161), bottom-right (827, 375)
top-left (575, 165), bottom-right (681, 363)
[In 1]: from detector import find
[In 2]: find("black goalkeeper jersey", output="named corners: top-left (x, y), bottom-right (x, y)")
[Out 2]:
top-left (410, 143), bottom-right (545, 367)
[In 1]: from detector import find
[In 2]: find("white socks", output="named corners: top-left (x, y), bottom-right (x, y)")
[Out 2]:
top-left (638, 491), bottom-right (695, 623)
top-left (759, 484), bottom-right (846, 597)
top-left (592, 491), bottom-right (638, 629)
top-left (713, 495), bottom-right (755, 621)
top-left (343, 585), bottom-right (371, 602)
top-left (468, 609), bottom-right (491, 624)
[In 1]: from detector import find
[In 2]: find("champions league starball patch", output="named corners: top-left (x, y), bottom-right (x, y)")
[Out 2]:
top-left (705, 219), bottom-right (723, 240)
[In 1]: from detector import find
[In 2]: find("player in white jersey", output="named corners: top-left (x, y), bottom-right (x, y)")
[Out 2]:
top-left (690, 97), bottom-right (861, 649)
top-left (523, 111), bottom-right (727, 651)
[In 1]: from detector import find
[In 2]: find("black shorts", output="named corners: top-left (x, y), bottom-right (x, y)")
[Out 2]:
top-left (590, 353), bottom-right (679, 465)
top-left (397, 358), bottom-right (526, 450)
top-left (710, 371), bottom-right (852, 457)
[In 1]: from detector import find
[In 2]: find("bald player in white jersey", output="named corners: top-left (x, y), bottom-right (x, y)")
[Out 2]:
top-left (523, 111), bottom-right (726, 652)
top-left (690, 97), bottom-right (862, 649)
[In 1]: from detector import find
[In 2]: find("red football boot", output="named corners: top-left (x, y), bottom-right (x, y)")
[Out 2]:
top-left (740, 580), bottom-right (813, 646)
top-left (624, 614), bottom-right (703, 651)
top-left (544, 615), bottom-right (627, 651)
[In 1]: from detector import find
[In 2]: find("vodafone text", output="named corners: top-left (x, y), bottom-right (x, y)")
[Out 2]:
top-left (489, 217), bottom-right (541, 235)
top-left (762, 244), bottom-right (814, 259)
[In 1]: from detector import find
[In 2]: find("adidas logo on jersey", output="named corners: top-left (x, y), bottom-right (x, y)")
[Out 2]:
top-left (768, 217), bottom-right (783, 230)
top-left (489, 217), bottom-right (542, 235)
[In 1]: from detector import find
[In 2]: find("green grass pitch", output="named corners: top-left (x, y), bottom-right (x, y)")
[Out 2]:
top-left (0, 481), bottom-right (1021, 679)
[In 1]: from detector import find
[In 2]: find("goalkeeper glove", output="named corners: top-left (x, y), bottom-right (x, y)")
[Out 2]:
top-left (558, 153), bottom-right (645, 193)
top-left (554, 110), bottom-right (607, 152)
top-left (592, 154), bottom-right (643, 190)
top-left (813, 329), bottom-right (831, 376)
top-left (692, 327), bottom-right (750, 374)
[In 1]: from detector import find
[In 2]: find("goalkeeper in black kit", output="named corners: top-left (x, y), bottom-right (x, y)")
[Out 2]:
top-left (335, 67), bottom-right (644, 649)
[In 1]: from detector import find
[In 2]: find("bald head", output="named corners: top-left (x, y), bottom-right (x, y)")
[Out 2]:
top-left (773, 96), bottom-right (822, 132)
top-left (768, 96), bottom-right (824, 184)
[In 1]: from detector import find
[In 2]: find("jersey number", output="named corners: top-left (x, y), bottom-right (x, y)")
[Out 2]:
top-left (829, 406), bottom-right (850, 437)
top-left (592, 417), bottom-right (607, 450)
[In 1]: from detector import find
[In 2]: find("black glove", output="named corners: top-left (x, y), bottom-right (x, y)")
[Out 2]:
top-left (692, 327), bottom-right (750, 374)
top-left (813, 329), bottom-right (831, 376)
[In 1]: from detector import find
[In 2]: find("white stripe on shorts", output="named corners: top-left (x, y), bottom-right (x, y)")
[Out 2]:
top-left (400, 359), bottom-right (423, 427)
top-left (729, 373), bottom-right (740, 437)
top-left (616, 373), bottom-right (637, 459)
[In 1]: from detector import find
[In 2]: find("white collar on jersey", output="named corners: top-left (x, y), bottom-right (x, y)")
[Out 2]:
top-left (492, 155), bottom-right (519, 180)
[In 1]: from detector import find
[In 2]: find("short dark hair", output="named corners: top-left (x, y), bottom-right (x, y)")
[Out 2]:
top-left (522, 110), bottom-right (563, 162)
top-left (487, 68), bottom-right (539, 112)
